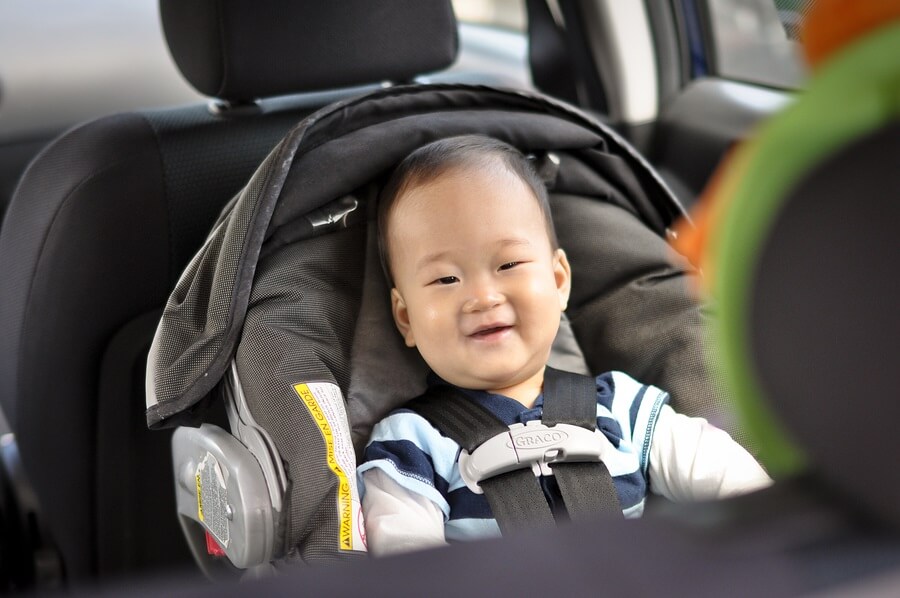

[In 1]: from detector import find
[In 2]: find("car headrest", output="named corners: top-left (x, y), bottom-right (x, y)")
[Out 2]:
top-left (159, 0), bottom-right (459, 102)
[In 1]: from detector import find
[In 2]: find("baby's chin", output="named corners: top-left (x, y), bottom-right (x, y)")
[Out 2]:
top-left (436, 366), bottom-right (543, 394)
top-left (433, 365), bottom-right (509, 386)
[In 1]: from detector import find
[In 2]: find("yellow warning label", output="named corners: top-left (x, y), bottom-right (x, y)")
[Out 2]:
top-left (295, 382), bottom-right (360, 551)
top-left (196, 473), bottom-right (204, 522)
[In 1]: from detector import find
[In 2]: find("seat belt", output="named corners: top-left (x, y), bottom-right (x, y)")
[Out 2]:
top-left (526, 0), bottom-right (609, 113)
top-left (526, 0), bottom-right (579, 106)
top-left (407, 367), bottom-right (622, 535)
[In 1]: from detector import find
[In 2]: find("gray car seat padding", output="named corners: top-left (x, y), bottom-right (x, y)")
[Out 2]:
top-left (554, 193), bottom-right (733, 433)
top-left (148, 84), bottom-right (737, 561)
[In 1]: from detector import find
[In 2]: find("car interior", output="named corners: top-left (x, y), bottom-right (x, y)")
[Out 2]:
top-left (0, 0), bottom-right (469, 586)
top-left (0, 0), bottom-right (897, 595)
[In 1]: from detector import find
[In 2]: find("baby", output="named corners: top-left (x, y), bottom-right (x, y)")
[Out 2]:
top-left (358, 135), bottom-right (770, 556)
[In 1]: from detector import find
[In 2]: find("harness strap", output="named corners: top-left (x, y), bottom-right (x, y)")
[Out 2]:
top-left (410, 388), bottom-right (557, 534)
top-left (543, 367), bottom-right (623, 519)
top-left (407, 366), bottom-right (622, 534)
top-left (542, 365), bottom-right (598, 426)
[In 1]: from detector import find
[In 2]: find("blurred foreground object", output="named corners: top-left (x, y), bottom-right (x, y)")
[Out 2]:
top-left (671, 0), bottom-right (900, 520)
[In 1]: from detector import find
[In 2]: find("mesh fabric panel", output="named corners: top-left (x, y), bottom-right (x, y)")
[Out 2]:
top-left (143, 105), bottom-right (312, 280)
top-left (148, 147), bottom-right (279, 423)
top-left (553, 192), bottom-right (742, 445)
top-left (237, 226), bottom-right (366, 562)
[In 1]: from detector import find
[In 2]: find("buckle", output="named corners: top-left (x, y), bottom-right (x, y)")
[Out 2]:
top-left (457, 421), bottom-right (605, 494)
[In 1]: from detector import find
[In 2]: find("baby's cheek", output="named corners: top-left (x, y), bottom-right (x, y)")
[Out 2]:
top-left (423, 306), bottom-right (440, 322)
top-left (412, 307), bottom-right (454, 349)
top-left (420, 308), bottom-right (447, 335)
top-left (526, 279), bottom-right (561, 306)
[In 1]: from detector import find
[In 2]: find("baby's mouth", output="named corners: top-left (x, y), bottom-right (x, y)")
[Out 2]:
top-left (469, 324), bottom-right (512, 339)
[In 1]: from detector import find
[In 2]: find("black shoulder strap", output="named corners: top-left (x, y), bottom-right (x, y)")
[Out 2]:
top-left (543, 367), bottom-right (622, 519)
top-left (526, 0), bottom-right (608, 112)
top-left (407, 367), bottom-right (622, 535)
top-left (410, 386), bottom-right (557, 534)
top-left (526, 0), bottom-right (579, 106)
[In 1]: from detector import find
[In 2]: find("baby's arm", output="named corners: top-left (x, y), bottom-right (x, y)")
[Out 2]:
top-left (362, 468), bottom-right (447, 557)
top-left (648, 404), bottom-right (772, 501)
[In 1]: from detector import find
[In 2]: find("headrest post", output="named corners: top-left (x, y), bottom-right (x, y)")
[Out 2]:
top-left (207, 99), bottom-right (263, 118)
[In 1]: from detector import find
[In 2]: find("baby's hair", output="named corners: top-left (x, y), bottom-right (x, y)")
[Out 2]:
top-left (377, 135), bottom-right (557, 286)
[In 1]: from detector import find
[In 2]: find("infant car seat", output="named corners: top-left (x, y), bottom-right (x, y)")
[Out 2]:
top-left (146, 83), bottom-right (738, 575)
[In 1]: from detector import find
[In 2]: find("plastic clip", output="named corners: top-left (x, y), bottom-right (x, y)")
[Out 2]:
top-left (306, 196), bottom-right (359, 231)
top-left (457, 421), bottom-right (604, 494)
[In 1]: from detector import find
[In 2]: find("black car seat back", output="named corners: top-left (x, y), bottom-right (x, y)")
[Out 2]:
top-left (0, 0), bottom-right (457, 585)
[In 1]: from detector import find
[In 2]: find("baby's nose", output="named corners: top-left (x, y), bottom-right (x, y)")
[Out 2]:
top-left (463, 282), bottom-right (504, 313)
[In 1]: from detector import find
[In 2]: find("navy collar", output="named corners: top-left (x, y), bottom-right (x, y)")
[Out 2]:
top-left (426, 373), bottom-right (544, 426)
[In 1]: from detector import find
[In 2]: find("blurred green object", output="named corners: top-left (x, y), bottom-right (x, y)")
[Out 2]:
top-left (712, 21), bottom-right (900, 477)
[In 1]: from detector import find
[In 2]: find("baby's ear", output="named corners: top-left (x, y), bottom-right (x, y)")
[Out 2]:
top-left (390, 288), bottom-right (417, 347)
top-left (553, 248), bottom-right (572, 311)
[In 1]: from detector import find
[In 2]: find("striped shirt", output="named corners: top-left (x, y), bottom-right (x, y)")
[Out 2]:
top-left (358, 371), bottom-right (669, 542)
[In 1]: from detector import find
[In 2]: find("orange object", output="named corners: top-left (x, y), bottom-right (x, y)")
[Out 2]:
top-left (671, 162), bottom-right (723, 273)
top-left (669, 145), bottom-right (748, 297)
top-left (802, 0), bottom-right (900, 68)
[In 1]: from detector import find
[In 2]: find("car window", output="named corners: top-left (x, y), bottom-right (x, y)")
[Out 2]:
top-left (0, 0), bottom-right (202, 142)
top-left (704, 0), bottom-right (814, 88)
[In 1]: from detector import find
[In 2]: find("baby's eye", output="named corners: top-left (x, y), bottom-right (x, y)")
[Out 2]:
top-left (499, 262), bottom-right (521, 271)
top-left (431, 276), bottom-right (459, 285)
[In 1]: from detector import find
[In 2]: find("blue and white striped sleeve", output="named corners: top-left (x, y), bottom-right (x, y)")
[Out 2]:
top-left (358, 409), bottom-right (461, 519)
top-left (606, 371), bottom-right (669, 476)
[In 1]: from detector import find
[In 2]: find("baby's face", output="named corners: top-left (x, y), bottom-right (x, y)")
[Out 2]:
top-left (387, 164), bottom-right (570, 395)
